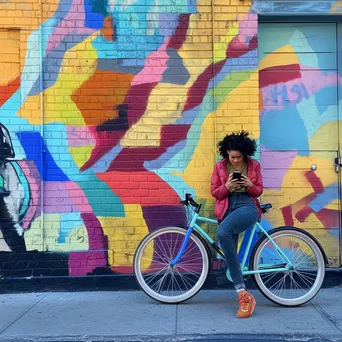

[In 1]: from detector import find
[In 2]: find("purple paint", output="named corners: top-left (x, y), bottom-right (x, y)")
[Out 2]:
top-left (142, 205), bottom-right (187, 233)
top-left (68, 213), bottom-right (108, 276)
top-left (260, 146), bottom-right (297, 189)
top-left (68, 250), bottom-right (108, 276)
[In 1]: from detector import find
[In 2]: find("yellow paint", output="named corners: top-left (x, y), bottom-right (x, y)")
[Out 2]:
top-left (259, 45), bottom-right (299, 70)
top-left (330, 1), bottom-right (342, 12)
top-left (121, 80), bottom-right (195, 147)
top-left (18, 33), bottom-right (99, 125)
top-left (215, 73), bottom-right (260, 141)
top-left (174, 112), bottom-right (216, 201)
top-left (69, 146), bottom-right (93, 169)
top-left (262, 153), bottom-right (339, 265)
top-left (0, 29), bottom-right (20, 85)
top-left (24, 216), bottom-right (44, 252)
top-left (309, 121), bottom-right (340, 151)
top-left (99, 204), bottom-right (151, 268)
top-left (174, 70), bottom-right (259, 202)
top-left (24, 214), bottom-right (89, 251)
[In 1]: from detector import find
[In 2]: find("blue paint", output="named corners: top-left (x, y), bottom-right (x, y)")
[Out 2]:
top-left (90, 144), bottom-right (123, 173)
top-left (58, 212), bottom-right (84, 243)
top-left (175, 106), bottom-right (200, 125)
top-left (84, 0), bottom-right (107, 30)
top-left (252, 0), bottom-right (337, 14)
top-left (16, 131), bottom-right (70, 182)
top-left (144, 141), bottom-right (187, 170)
top-left (74, 172), bottom-right (125, 217)
top-left (213, 50), bottom-right (258, 88)
top-left (43, 123), bottom-right (124, 217)
top-left (260, 106), bottom-right (309, 153)
top-left (314, 85), bottom-right (338, 116)
top-left (308, 184), bottom-right (338, 212)
top-left (92, 0), bottom-right (165, 60)
top-left (270, 84), bottom-right (288, 105)
top-left (188, 0), bottom-right (197, 13)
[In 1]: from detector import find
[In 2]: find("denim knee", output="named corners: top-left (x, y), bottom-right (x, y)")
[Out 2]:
top-left (217, 224), bottom-right (233, 240)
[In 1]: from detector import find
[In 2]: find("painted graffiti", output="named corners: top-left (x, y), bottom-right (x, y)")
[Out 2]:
top-left (259, 22), bottom-right (341, 265)
top-left (0, 0), bottom-right (260, 275)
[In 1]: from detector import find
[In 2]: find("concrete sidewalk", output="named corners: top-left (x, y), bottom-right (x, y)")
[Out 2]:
top-left (0, 288), bottom-right (341, 342)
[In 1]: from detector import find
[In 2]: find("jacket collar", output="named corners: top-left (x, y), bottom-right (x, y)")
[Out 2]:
top-left (221, 157), bottom-right (254, 177)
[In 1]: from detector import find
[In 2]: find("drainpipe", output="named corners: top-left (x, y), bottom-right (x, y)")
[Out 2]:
top-left (211, 0), bottom-right (217, 161)
top-left (38, 0), bottom-right (45, 251)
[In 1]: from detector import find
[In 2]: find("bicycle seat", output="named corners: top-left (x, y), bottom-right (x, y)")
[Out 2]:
top-left (260, 203), bottom-right (272, 213)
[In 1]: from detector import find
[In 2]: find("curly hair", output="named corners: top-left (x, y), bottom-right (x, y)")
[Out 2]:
top-left (217, 130), bottom-right (257, 159)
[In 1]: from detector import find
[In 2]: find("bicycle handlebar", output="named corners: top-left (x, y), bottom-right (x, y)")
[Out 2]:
top-left (180, 193), bottom-right (201, 213)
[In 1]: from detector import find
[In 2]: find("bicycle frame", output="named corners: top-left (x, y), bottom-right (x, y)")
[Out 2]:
top-left (170, 210), bottom-right (293, 276)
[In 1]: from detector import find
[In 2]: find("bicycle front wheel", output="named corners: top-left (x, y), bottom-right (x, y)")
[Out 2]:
top-left (250, 227), bottom-right (326, 307)
top-left (133, 226), bottom-right (210, 304)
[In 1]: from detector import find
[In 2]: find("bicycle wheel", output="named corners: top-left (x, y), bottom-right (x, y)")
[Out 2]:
top-left (250, 227), bottom-right (326, 307)
top-left (133, 226), bottom-right (210, 304)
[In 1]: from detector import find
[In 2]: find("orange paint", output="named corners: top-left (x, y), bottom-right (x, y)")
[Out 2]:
top-left (101, 16), bottom-right (115, 41)
top-left (71, 70), bottom-right (134, 126)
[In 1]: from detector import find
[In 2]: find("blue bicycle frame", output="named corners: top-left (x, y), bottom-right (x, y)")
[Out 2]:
top-left (170, 210), bottom-right (293, 276)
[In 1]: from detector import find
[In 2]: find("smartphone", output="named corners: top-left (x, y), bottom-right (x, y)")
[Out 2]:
top-left (232, 171), bottom-right (242, 181)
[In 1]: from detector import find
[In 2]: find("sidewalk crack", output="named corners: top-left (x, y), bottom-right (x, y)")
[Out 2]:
top-left (311, 300), bottom-right (342, 334)
top-left (175, 304), bottom-right (179, 336)
top-left (0, 293), bottom-right (48, 336)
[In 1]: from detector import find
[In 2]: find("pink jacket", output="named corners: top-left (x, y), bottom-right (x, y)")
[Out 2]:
top-left (211, 158), bottom-right (263, 221)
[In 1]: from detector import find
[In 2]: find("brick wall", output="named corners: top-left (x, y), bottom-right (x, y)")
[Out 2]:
top-left (1, 0), bottom-right (341, 279)
top-left (0, 0), bottom-right (260, 277)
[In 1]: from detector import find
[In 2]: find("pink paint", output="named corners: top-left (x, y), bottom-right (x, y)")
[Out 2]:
top-left (43, 181), bottom-right (78, 213)
top-left (66, 126), bottom-right (95, 147)
top-left (46, 0), bottom-right (96, 55)
top-left (131, 38), bottom-right (170, 86)
top-left (81, 212), bottom-right (107, 250)
top-left (260, 146), bottom-right (297, 189)
top-left (236, 13), bottom-right (258, 43)
top-left (64, 181), bottom-right (93, 213)
top-left (261, 67), bottom-right (342, 110)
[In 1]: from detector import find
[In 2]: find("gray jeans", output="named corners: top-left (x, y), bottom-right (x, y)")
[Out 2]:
top-left (217, 192), bottom-right (258, 291)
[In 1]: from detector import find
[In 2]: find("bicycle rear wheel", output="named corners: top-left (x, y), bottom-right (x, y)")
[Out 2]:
top-left (133, 226), bottom-right (210, 304)
top-left (250, 227), bottom-right (326, 307)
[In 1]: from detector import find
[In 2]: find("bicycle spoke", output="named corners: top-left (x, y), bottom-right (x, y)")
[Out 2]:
top-left (135, 228), bottom-right (207, 302)
top-left (254, 230), bottom-right (324, 305)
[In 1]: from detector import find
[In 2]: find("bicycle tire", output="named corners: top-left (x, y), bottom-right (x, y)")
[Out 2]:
top-left (250, 226), bottom-right (326, 307)
top-left (133, 226), bottom-right (210, 304)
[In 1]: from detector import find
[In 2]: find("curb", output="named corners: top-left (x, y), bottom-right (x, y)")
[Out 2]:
top-left (0, 333), bottom-right (341, 342)
top-left (0, 268), bottom-right (341, 294)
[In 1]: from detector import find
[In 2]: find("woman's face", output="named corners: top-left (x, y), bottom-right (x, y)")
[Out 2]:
top-left (228, 150), bottom-right (244, 168)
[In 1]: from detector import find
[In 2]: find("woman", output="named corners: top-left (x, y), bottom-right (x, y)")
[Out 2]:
top-left (211, 130), bottom-right (263, 318)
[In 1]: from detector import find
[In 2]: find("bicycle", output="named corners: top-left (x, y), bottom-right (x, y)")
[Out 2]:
top-left (133, 193), bottom-right (327, 306)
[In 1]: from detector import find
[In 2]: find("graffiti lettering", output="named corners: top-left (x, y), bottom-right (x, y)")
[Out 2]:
top-left (270, 83), bottom-right (309, 105)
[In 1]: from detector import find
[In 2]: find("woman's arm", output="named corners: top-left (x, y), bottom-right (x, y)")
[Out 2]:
top-left (246, 161), bottom-right (263, 198)
top-left (211, 163), bottom-right (229, 200)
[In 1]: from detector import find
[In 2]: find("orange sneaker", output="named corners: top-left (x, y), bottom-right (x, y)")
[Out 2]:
top-left (236, 290), bottom-right (256, 318)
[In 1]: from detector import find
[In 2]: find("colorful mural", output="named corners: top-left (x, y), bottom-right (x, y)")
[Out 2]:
top-left (0, 0), bottom-right (341, 278)
top-left (0, 0), bottom-right (260, 276)
top-left (258, 22), bottom-right (341, 266)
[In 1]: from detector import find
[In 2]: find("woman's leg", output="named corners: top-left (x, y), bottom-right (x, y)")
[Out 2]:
top-left (217, 205), bottom-right (258, 291)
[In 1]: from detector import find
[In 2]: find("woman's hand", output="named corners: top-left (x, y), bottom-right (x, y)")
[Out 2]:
top-left (225, 174), bottom-right (240, 191)
top-left (239, 174), bottom-right (253, 189)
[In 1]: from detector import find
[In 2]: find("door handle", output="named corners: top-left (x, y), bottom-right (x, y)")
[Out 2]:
top-left (334, 157), bottom-right (341, 173)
